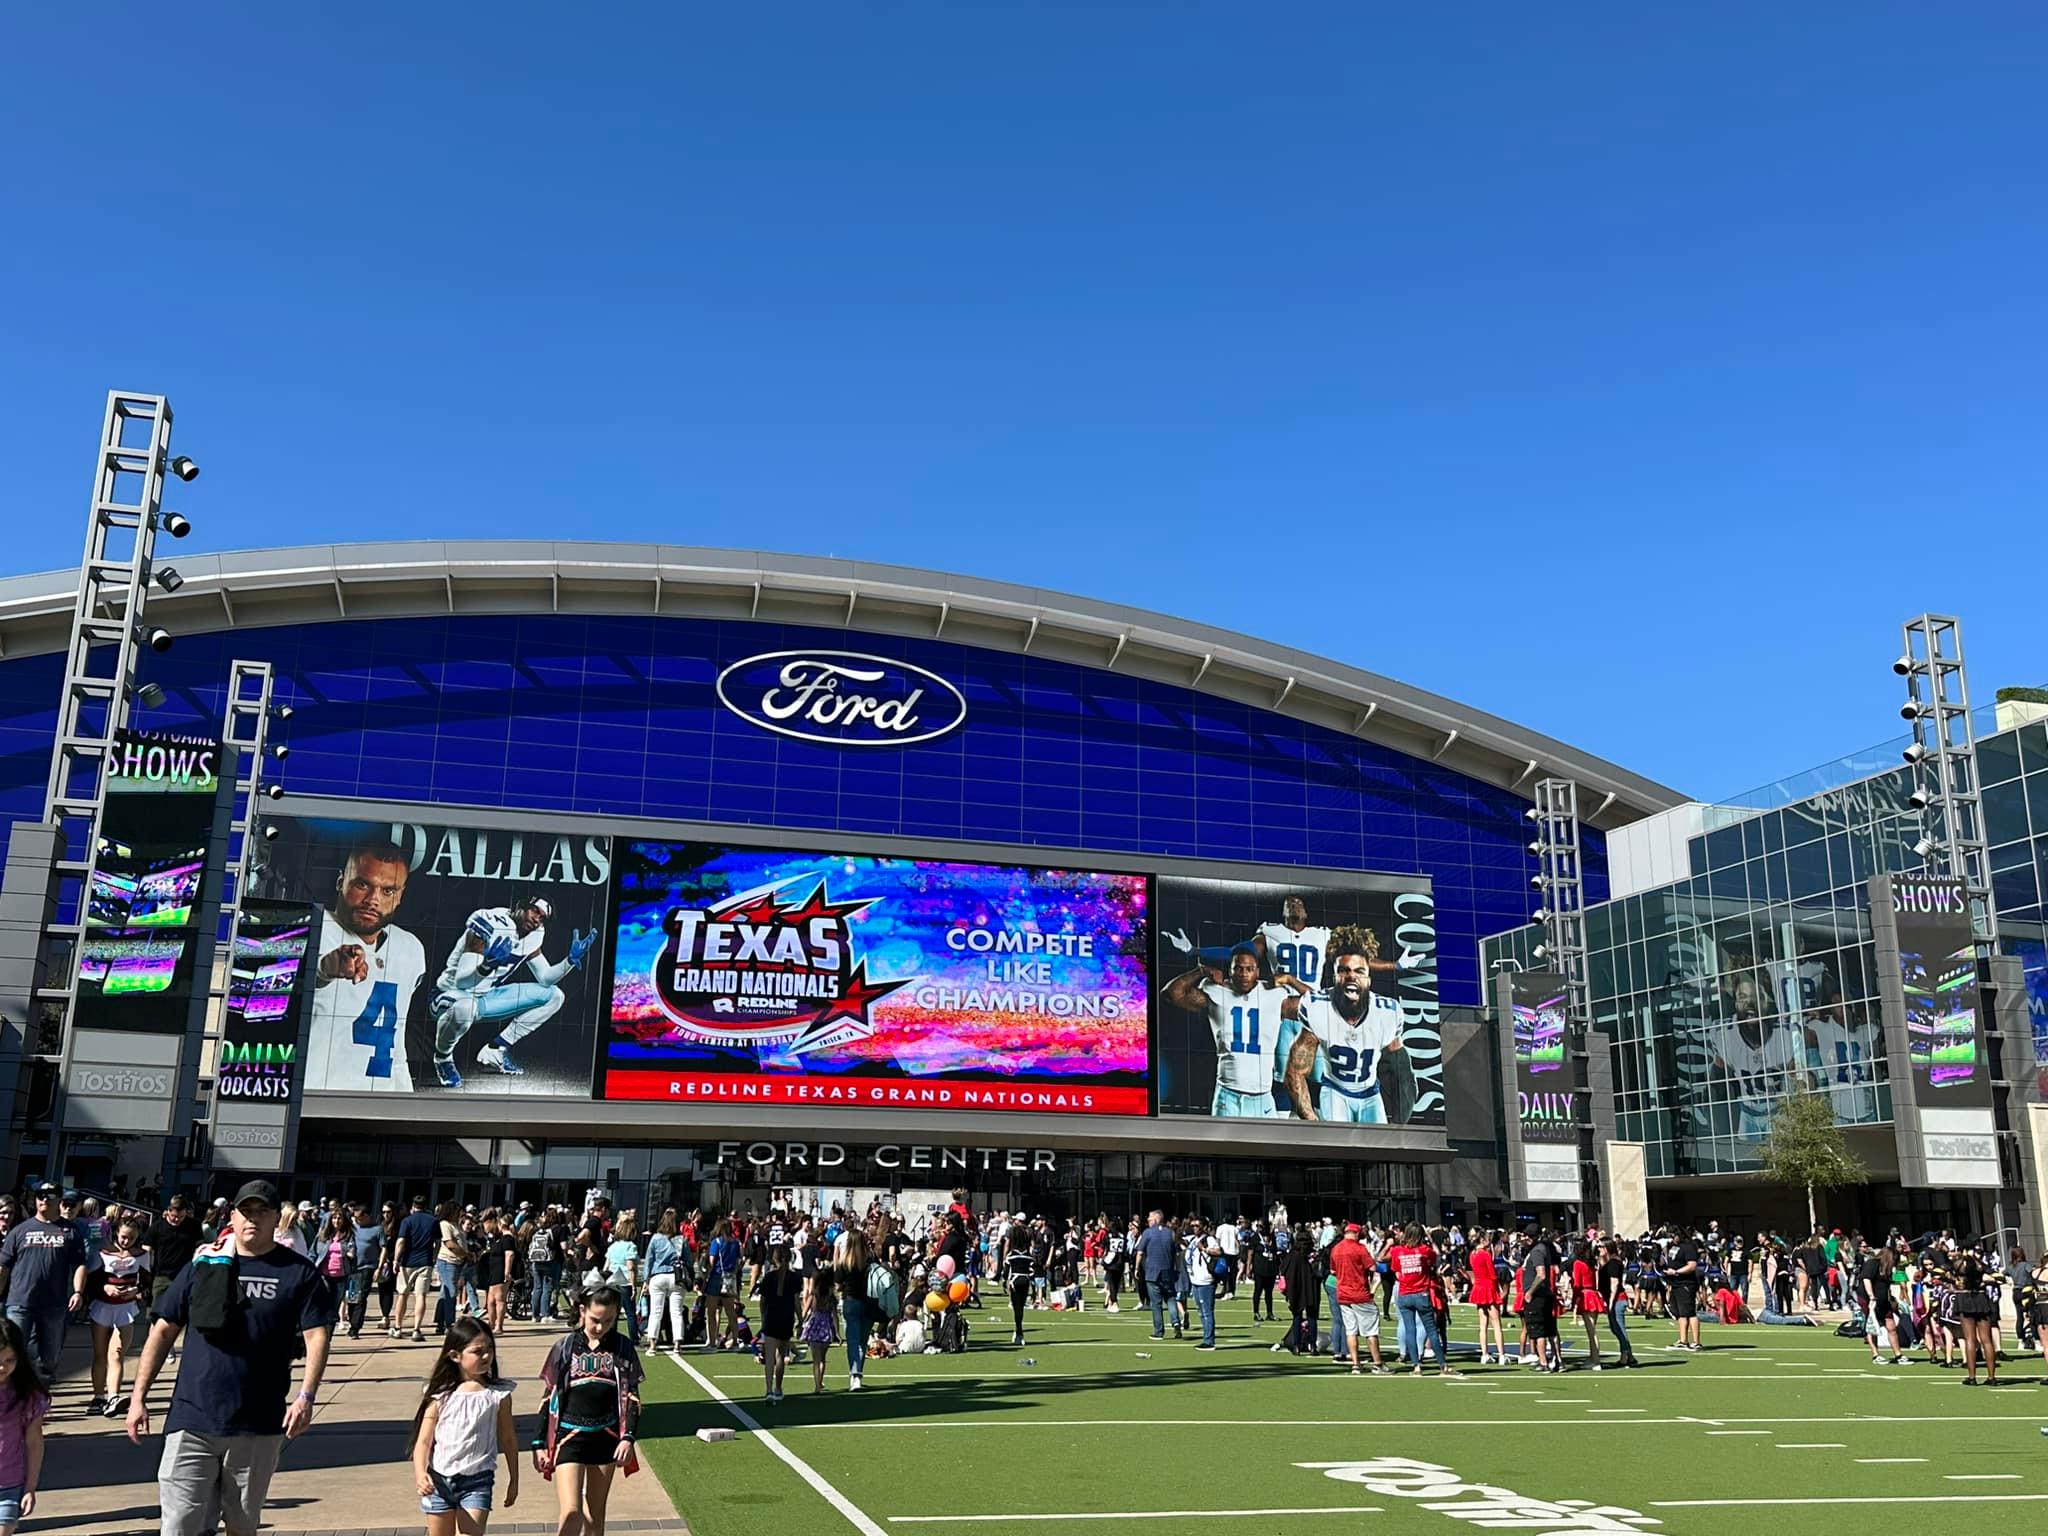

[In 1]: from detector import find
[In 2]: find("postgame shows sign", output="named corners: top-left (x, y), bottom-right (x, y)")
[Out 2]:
top-left (1891, 875), bottom-right (1990, 1109)
top-left (604, 841), bottom-right (1150, 1112)
top-left (253, 816), bottom-right (613, 1097)
top-left (1151, 873), bottom-right (1443, 1127)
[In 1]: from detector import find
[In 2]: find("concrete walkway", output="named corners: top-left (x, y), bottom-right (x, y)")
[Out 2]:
top-left (30, 1312), bottom-right (688, 1536)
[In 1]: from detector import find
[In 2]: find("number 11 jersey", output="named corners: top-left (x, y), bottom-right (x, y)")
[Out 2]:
top-left (1200, 979), bottom-right (1293, 1092)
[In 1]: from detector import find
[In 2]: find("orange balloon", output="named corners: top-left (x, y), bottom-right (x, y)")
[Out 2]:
top-left (948, 1279), bottom-right (971, 1303)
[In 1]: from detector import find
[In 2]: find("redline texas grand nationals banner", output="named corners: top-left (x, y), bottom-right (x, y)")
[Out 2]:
top-left (602, 840), bottom-right (1151, 1113)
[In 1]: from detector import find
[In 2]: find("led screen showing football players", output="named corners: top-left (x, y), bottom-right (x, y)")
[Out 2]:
top-left (1154, 873), bottom-right (1443, 1127)
top-left (251, 814), bottom-right (612, 1096)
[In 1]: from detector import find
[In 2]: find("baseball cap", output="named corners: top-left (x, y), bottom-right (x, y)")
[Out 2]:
top-left (232, 1179), bottom-right (281, 1211)
top-left (29, 1181), bottom-right (57, 1197)
top-left (1344, 1222), bottom-right (1362, 1235)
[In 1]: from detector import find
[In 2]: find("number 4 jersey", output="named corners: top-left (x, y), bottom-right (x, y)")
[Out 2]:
top-left (303, 910), bottom-right (429, 1092)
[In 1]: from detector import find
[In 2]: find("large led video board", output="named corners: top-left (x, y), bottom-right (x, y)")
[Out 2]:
top-left (253, 816), bottom-right (613, 1096)
top-left (602, 841), bottom-right (1151, 1114)
top-left (1151, 874), bottom-right (1443, 1126)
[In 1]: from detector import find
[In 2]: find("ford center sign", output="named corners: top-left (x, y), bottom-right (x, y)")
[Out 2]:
top-left (715, 651), bottom-right (967, 747)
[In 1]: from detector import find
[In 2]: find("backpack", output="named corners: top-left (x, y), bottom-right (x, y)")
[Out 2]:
top-left (937, 1307), bottom-right (968, 1354)
top-left (866, 1261), bottom-right (902, 1321)
top-left (528, 1227), bottom-right (555, 1266)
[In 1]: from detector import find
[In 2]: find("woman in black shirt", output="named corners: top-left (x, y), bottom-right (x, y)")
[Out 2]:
top-left (1597, 1240), bottom-right (1639, 1368)
top-left (1953, 1250), bottom-right (1999, 1386)
top-left (1001, 1226), bottom-right (1035, 1345)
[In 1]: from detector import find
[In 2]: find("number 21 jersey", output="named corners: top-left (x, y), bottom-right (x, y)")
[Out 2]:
top-left (304, 909), bottom-right (428, 1092)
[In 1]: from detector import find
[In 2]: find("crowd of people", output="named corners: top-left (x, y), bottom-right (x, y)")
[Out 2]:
top-left (0, 1177), bottom-right (2038, 1534)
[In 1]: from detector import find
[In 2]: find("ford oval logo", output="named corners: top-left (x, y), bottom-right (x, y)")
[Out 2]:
top-left (715, 651), bottom-right (968, 748)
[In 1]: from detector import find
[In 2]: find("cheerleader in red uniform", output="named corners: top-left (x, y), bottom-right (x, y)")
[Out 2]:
top-left (1467, 1232), bottom-right (1505, 1364)
top-left (1570, 1239), bottom-right (1605, 1370)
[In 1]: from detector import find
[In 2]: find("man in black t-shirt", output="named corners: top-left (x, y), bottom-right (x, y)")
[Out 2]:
top-left (147, 1195), bottom-right (203, 1317)
top-left (1664, 1234), bottom-right (1703, 1353)
top-left (127, 1179), bottom-right (337, 1536)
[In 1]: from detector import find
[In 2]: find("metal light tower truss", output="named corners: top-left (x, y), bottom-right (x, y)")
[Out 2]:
top-left (1532, 777), bottom-right (1590, 1028)
top-left (191, 659), bottom-right (275, 1151)
top-left (1900, 614), bottom-right (1997, 944)
top-left (36, 392), bottom-right (177, 1031)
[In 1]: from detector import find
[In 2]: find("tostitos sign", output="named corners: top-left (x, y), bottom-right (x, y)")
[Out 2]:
top-left (716, 651), bottom-right (967, 747)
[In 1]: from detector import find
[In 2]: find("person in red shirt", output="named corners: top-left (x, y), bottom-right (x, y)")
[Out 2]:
top-left (1387, 1223), bottom-right (1458, 1377)
top-left (1570, 1240), bottom-right (1605, 1370)
top-left (1329, 1224), bottom-right (1391, 1376)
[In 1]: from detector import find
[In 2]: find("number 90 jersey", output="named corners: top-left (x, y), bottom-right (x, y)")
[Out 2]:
top-left (304, 909), bottom-right (428, 1092)
top-left (1199, 979), bottom-right (1293, 1092)
top-left (1257, 923), bottom-right (1331, 989)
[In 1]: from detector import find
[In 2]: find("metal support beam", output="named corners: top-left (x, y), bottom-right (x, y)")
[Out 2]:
top-left (1899, 614), bottom-right (1997, 948)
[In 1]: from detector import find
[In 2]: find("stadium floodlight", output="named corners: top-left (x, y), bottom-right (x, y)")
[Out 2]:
top-left (273, 704), bottom-right (295, 721)
top-left (154, 566), bottom-right (184, 593)
top-left (1524, 807), bottom-right (1541, 823)
top-left (1903, 742), bottom-right (1928, 763)
top-left (1900, 701), bottom-right (1928, 721)
top-left (1532, 906), bottom-right (1549, 923)
top-left (1909, 788), bottom-right (1932, 811)
top-left (167, 455), bottom-right (200, 482)
top-left (271, 744), bottom-right (289, 761)
top-left (142, 626), bottom-right (173, 653)
top-left (133, 682), bottom-right (165, 709)
top-left (1531, 944), bottom-right (1549, 961)
top-left (261, 824), bottom-right (280, 841)
top-left (1531, 874), bottom-right (1549, 889)
top-left (1893, 655), bottom-right (1916, 676)
top-left (262, 783), bottom-right (284, 801)
top-left (1527, 840), bottom-right (1545, 855)
top-left (1913, 836), bottom-right (1939, 859)
top-left (155, 511), bottom-right (191, 538)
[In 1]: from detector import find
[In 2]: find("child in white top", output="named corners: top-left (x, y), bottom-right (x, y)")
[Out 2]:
top-left (411, 1317), bottom-right (517, 1535)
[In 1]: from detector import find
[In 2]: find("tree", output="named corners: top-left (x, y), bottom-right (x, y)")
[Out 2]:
top-left (1757, 1090), bottom-right (1867, 1231)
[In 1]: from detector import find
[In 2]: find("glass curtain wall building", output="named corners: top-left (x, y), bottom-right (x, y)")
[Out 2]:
top-left (1485, 712), bottom-right (2048, 1189)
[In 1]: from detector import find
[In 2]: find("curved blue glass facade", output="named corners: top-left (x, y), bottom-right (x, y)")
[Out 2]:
top-left (0, 612), bottom-right (1606, 1007)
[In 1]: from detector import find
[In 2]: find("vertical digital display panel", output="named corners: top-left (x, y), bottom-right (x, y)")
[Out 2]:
top-left (1511, 971), bottom-right (1580, 1145)
top-left (1893, 876), bottom-right (1990, 1108)
top-left (1151, 875), bottom-right (1442, 1127)
top-left (217, 899), bottom-right (317, 1103)
top-left (604, 841), bottom-right (1151, 1114)
top-left (73, 730), bottom-right (223, 1033)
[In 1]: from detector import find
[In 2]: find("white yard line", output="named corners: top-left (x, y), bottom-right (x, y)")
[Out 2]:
top-left (1946, 1475), bottom-right (2023, 1481)
top-left (667, 1349), bottom-right (889, 1536)
top-left (1707, 1430), bottom-right (1772, 1436)
top-left (889, 1508), bottom-right (1383, 1524)
top-left (780, 1411), bottom-right (2045, 1431)
top-left (1656, 1496), bottom-right (2048, 1508)
top-left (1776, 1443), bottom-right (1846, 1449)
top-left (1856, 1458), bottom-right (1929, 1464)
top-left (1587, 1408), bottom-right (1647, 1413)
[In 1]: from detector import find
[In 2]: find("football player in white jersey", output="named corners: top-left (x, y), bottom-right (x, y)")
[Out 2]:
top-left (427, 895), bottom-right (596, 1087)
top-left (1283, 938), bottom-right (1404, 1123)
top-left (1164, 945), bottom-right (1308, 1116)
top-left (1713, 975), bottom-right (1801, 1140)
top-left (305, 843), bottom-right (429, 1092)
top-left (1255, 896), bottom-right (1331, 1105)
top-left (1805, 984), bottom-right (1880, 1124)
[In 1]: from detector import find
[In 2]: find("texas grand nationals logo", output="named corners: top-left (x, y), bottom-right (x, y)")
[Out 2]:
top-left (636, 879), bottom-right (911, 1051)
top-left (715, 652), bottom-right (967, 747)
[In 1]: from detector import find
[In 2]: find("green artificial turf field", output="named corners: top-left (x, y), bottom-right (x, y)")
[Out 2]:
top-left (637, 1300), bottom-right (2047, 1535)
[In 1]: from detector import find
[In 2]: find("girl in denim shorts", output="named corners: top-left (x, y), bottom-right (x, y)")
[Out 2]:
top-left (411, 1317), bottom-right (517, 1534)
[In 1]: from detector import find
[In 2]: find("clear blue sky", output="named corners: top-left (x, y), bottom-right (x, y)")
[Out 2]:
top-left (5, 6), bottom-right (2044, 798)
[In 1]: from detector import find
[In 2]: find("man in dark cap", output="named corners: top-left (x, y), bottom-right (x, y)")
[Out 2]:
top-left (125, 1180), bottom-right (338, 1536)
top-left (0, 1180), bottom-right (87, 1387)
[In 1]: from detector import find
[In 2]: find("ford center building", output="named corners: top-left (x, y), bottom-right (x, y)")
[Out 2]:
top-left (0, 542), bottom-right (1678, 1225)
